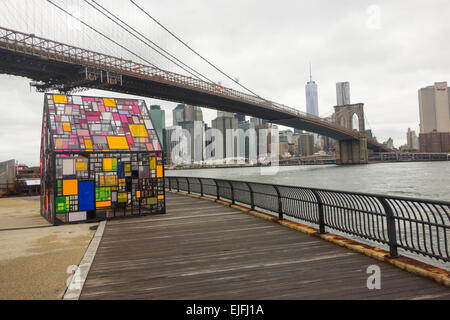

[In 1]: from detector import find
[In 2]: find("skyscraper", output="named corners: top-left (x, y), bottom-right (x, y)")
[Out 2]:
top-left (336, 82), bottom-right (351, 106)
top-left (418, 82), bottom-right (450, 152)
top-left (149, 105), bottom-right (165, 147)
top-left (172, 104), bottom-right (185, 126)
top-left (406, 128), bottom-right (419, 150)
top-left (173, 104), bottom-right (203, 125)
top-left (418, 82), bottom-right (450, 134)
top-left (212, 114), bottom-right (239, 160)
top-left (305, 65), bottom-right (319, 116)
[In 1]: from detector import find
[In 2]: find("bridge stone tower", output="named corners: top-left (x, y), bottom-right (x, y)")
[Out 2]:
top-left (333, 103), bottom-right (368, 164)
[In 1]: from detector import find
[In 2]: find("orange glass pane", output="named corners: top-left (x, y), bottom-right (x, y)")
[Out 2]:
top-left (96, 200), bottom-right (111, 208)
top-left (107, 136), bottom-right (129, 150)
top-left (85, 139), bottom-right (93, 150)
top-left (63, 122), bottom-right (71, 132)
top-left (63, 179), bottom-right (78, 196)
top-left (103, 98), bottom-right (117, 107)
top-left (156, 165), bottom-right (163, 178)
top-left (53, 94), bottom-right (67, 104)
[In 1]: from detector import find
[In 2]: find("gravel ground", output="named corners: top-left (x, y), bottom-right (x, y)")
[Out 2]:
top-left (0, 196), bottom-right (97, 299)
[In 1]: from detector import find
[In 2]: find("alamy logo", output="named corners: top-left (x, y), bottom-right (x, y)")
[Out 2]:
top-left (170, 126), bottom-right (280, 175)
top-left (366, 265), bottom-right (381, 290)
top-left (66, 264), bottom-right (83, 290)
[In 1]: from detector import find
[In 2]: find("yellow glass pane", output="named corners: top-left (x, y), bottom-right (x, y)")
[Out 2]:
top-left (124, 163), bottom-right (131, 172)
top-left (136, 191), bottom-right (141, 198)
top-left (53, 94), bottom-right (67, 104)
top-left (103, 98), bottom-right (116, 107)
top-left (85, 139), bottom-right (93, 150)
top-left (76, 161), bottom-right (88, 171)
top-left (63, 179), bottom-right (78, 196)
top-left (129, 124), bottom-right (148, 137)
top-left (157, 195), bottom-right (164, 200)
top-left (149, 157), bottom-right (156, 170)
top-left (55, 138), bottom-right (63, 149)
top-left (63, 122), bottom-right (71, 132)
top-left (96, 200), bottom-right (111, 208)
top-left (107, 136), bottom-right (129, 150)
top-left (103, 158), bottom-right (113, 171)
top-left (117, 192), bottom-right (127, 203)
top-left (99, 175), bottom-right (117, 187)
top-left (156, 165), bottom-right (163, 178)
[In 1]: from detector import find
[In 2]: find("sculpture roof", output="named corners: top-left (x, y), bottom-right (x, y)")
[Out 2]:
top-left (44, 94), bottom-right (161, 152)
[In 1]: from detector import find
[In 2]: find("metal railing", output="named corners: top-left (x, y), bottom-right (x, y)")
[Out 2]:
top-left (166, 176), bottom-right (450, 263)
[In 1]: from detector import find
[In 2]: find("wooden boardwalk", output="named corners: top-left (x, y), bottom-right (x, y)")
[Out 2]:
top-left (80, 192), bottom-right (450, 300)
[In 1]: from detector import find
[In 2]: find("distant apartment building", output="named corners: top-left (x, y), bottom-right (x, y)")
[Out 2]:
top-left (163, 125), bottom-right (182, 165)
top-left (406, 128), bottom-right (419, 150)
top-left (169, 104), bottom-right (204, 163)
top-left (418, 82), bottom-right (450, 152)
top-left (212, 112), bottom-right (239, 159)
top-left (383, 137), bottom-right (394, 150)
top-left (297, 133), bottom-right (315, 156)
top-left (173, 104), bottom-right (203, 126)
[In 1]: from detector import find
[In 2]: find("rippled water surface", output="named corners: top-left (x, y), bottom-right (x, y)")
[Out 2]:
top-left (167, 162), bottom-right (450, 201)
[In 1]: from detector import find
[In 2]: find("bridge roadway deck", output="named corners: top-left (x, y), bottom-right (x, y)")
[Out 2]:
top-left (80, 192), bottom-right (450, 299)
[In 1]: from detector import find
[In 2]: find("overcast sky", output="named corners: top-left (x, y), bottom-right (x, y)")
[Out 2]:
top-left (0, 0), bottom-right (449, 166)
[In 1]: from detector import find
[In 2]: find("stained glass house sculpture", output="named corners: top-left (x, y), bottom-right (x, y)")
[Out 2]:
top-left (40, 94), bottom-right (165, 225)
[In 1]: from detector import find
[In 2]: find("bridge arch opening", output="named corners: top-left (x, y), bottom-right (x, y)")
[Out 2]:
top-left (352, 113), bottom-right (360, 131)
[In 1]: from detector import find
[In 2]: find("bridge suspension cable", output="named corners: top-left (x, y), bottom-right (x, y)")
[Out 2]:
top-left (46, 0), bottom-right (161, 69)
top-left (129, 0), bottom-right (264, 99)
top-left (83, 0), bottom-right (217, 85)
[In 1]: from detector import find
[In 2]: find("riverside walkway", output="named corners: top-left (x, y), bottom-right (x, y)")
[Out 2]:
top-left (80, 192), bottom-right (449, 299)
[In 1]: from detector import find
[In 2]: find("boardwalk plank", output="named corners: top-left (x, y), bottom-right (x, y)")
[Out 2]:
top-left (80, 192), bottom-right (450, 300)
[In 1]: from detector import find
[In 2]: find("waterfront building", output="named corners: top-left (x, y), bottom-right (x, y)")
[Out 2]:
top-left (297, 133), bottom-right (315, 156)
top-left (406, 128), bottom-right (419, 150)
top-left (418, 82), bottom-right (450, 152)
top-left (383, 137), bottom-right (394, 150)
top-left (212, 113), bottom-right (239, 159)
top-left (163, 125), bottom-right (182, 165)
top-left (173, 104), bottom-right (203, 126)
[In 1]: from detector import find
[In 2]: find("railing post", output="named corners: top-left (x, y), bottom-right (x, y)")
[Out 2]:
top-left (214, 179), bottom-right (220, 200)
top-left (273, 185), bottom-right (283, 220)
top-left (229, 181), bottom-right (235, 204)
top-left (176, 177), bottom-right (180, 192)
top-left (379, 197), bottom-right (399, 258)
top-left (186, 178), bottom-right (190, 194)
top-left (311, 189), bottom-right (326, 234)
top-left (199, 178), bottom-right (203, 197)
top-left (246, 182), bottom-right (255, 210)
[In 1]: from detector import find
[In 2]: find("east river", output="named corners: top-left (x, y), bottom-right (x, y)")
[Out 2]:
top-left (167, 161), bottom-right (450, 201)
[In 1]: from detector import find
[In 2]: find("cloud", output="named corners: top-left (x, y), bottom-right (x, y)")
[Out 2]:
top-left (0, 0), bottom-right (449, 165)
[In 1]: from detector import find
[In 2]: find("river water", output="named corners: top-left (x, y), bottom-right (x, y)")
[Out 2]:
top-left (167, 161), bottom-right (450, 201)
